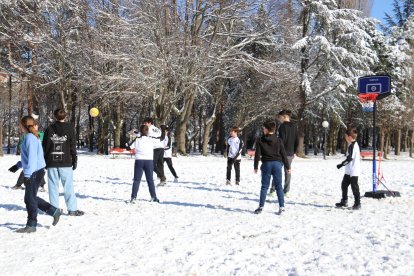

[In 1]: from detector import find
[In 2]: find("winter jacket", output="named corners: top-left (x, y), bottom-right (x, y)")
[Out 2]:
top-left (226, 136), bottom-right (243, 160)
top-left (148, 125), bottom-right (164, 149)
top-left (18, 131), bottom-right (44, 150)
top-left (278, 122), bottom-right (298, 156)
top-left (21, 133), bottom-right (46, 177)
top-left (342, 141), bottom-right (361, 177)
top-left (42, 122), bottom-right (77, 168)
top-left (130, 136), bottom-right (154, 160)
top-left (163, 136), bottom-right (173, 158)
top-left (254, 134), bottom-right (290, 170)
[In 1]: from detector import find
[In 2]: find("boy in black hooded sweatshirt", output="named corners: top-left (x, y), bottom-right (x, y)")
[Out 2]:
top-left (254, 121), bottom-right (291, 215)
top-left (43, 109), bottom-right (84, 216)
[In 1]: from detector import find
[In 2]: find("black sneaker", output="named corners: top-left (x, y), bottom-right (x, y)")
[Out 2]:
top-left (352, 203), bottom-right (361, 210)
top-left (68, 210), bottom-right (85, 216)
top-left (335, 200), bottom-right (348, 208)
top-left (150, 197), bottom-right (160, 203)
top-left (52, 208), bottom-right (62, 226)
top-left (254, 207), bottom-right (263, 214)
top-left (15, 226), bottom-right (36, 233)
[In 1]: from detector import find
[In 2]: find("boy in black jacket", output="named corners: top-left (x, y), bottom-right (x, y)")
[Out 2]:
top-left (270, 110), bottom-right (298, 197)
top-left (43, 109), bottom-right (84, 216)
top-left (254, 121), bottom-right (291, 215)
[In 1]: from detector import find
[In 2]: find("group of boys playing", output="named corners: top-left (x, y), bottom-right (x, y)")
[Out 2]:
top-left (226, 109), bottom-right (362, 214)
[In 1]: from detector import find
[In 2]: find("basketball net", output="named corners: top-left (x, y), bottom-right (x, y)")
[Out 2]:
top-left (358, 94), bottom-right (378, 112)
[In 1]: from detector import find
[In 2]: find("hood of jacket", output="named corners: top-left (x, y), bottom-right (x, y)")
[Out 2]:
top-left (261, 134), bottom-right (277, 144)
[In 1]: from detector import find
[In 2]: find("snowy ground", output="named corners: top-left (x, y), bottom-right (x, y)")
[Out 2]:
top-left (0, 152), bottom-right (413, 275)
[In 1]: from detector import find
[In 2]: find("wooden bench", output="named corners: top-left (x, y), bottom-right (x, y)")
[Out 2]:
top-left (360, 150), bottom-right (383, 160)
top-left (109, 148), bottom-right (135, 158)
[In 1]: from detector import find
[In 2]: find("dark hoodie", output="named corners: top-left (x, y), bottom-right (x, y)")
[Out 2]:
top-left (278, 121), bottom-right (298, 156)
top-left (42, 122), bottom-right (77, 167)
top-left (254, 134), bottom-right (290, 170)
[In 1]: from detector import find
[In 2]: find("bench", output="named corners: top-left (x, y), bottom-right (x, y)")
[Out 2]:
top-left (109, 148), bottom-right (135, 158)
top-left (360, 150), bottom-right (383, 160)
top-left (247, 149), bottom-right (255, 159)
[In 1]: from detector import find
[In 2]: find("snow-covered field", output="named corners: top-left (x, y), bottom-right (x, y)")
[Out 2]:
top-left (0, 152), bottom-right (413, 275)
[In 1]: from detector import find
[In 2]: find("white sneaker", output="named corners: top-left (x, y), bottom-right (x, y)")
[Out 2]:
top-left (226, 180), bottom-right (231, 185)
top-left (174, 177), bottom-right (179, 183)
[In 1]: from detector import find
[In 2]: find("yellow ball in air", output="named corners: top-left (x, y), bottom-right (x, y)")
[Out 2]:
top-left (89, 107), bottom-right (99, 117)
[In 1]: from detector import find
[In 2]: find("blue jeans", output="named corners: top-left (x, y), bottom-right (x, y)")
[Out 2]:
top-left (25, 169), bottom-right (56, 227)
top-left (131, 160), bottom-right (157, 199)
top-left (47, 167), bottom-right (78, 211)
top-left (259, 161), bottom-right (284, 208)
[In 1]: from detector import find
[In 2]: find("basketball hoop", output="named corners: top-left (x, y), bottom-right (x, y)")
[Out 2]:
top-left (358, 93), bottom-right (378, 112)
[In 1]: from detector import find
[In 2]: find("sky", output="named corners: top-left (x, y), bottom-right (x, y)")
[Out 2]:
top-left (371, 0), bottom-right (395, 24)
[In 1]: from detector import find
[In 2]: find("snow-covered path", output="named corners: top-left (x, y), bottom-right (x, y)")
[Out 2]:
top-left (0, 153), bottom-right (413, 275)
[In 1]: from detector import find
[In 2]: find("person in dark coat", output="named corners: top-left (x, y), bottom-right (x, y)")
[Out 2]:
top-left (43, 109), bottom-right (84, 216)
top-left (254, 121), bottom-right (291, 215)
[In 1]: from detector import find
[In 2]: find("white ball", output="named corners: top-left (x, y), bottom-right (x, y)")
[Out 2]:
top-left (322, 121), bottom-right (329, 128)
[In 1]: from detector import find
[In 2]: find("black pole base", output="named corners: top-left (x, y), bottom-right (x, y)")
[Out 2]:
top-left (364, 190), bottom-right (401, 199)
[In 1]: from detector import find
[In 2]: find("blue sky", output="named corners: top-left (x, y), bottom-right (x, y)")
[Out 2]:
top-left (371, 0), bottom-right (394, 24)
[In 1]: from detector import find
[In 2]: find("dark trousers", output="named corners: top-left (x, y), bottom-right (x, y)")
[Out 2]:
top-left (341, 174), bottom-right (360, 204)
top-left (164, 158), bottom-right (178, 178)
top-left (131, 160), bottom-right (157, 199)
top-left (153, 148), bottom-right (165, 180)
top-left (259, 161), bottom-right (284, 208)
top-left (17, 170), bottom-right (45, 188)
top-left (271, 155), bottom-right (293, 193)
top-left (226, 158), bottom-right (240, 182)
top-left (24, 169), bottom-right (56, 227)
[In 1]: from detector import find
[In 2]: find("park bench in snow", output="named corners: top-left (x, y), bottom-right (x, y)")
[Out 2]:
top-left (109, 148), bottom-right (134, 158)
top-left (360, 150), bottom-right (383, 160)
top-left (247, 149), bottom-right (255, 159)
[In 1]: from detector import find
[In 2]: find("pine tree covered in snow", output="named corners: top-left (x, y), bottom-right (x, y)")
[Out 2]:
top-left (293, 0), bottom-right (379, 155)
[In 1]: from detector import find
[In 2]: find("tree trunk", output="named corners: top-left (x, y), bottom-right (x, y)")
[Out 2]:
top-left (304, 123), bottom-right (309, 155)
top-left (296, 5), bottom-right (310, 158)
top-left (402, 129), bottom-right (408, 152)
top-left (202, 114), bottom-right (216, 156)
top-left (328, 115), bottom-right (340, 156)
top-left (88, 104), bottom-right (95, 152)
top-left (7, 74), bottom-right (12, 154)
top-left (176, 92), bottom-right (196, 155)
top-left (384, 132), bottom-right (389, 159)
top-left (0, 119), bottom-right (3, 157)
top-left (395, 129), bottom-right (401, 155)
top-left (198, 107), bottom-right (202, 152)
top-left (409, 129), bottom-right (413, 158)
top-left (114, 101), bottom-right (124, 148)
top-left (217, 113), bottom-right (226, 155)
top-left (16, 79), bottom-right (24, 155)
top-left (98, 106), bottom-right (110, 155)
top-left (313, 125), bottom-right (318, 156)
top-left (76, 103), bottom-right (81, 148)
top-left (379, 127), bottom-right (385, 154)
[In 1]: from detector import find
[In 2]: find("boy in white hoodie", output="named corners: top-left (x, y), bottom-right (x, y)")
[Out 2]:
top-left (335, 128), bottom-right (361, 210)
top-left (226, 127), bottom-right (243, 185)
